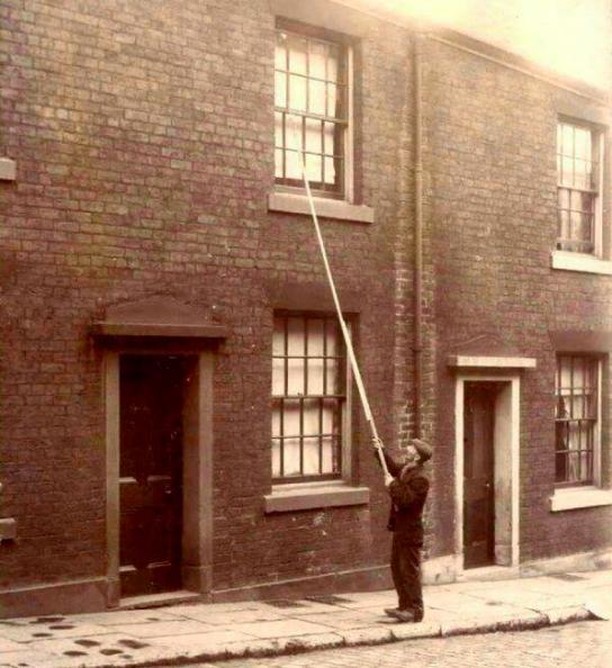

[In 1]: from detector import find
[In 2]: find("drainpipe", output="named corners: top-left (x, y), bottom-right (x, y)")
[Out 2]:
top-left (413, 33), bottom-right (424, 439)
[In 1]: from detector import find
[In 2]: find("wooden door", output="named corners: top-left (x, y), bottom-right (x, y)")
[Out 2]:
top-left (119, 355), bottom-right (187, 597)
top-left (463, 382), bottom-right (496, 569)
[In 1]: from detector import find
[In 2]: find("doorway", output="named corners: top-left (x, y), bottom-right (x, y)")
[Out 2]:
top-left (454, 372), bottom-right (520, 574)
top-left (463, 382), bottom-right (498, 568)
top-left (119, 355), bottom-right (194, 597)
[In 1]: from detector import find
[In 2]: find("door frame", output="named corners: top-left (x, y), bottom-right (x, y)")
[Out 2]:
top-left (454, 371), bottom-right (521, 574)
top-left (104, 350), bottom-right (214, 606)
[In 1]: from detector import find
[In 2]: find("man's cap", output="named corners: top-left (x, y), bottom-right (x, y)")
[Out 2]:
top-left (411, 438), bottom-right (432, 462)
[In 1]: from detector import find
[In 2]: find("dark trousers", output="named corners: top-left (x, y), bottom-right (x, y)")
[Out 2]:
top-left (391, 533), bottom-right (423, 619)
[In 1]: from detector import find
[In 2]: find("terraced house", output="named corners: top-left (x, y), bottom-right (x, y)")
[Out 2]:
top-left (1, 0), bottom-right (611, 618)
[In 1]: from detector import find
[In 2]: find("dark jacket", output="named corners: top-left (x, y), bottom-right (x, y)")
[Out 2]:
top-left (382, 450), bottom-right (430, 543)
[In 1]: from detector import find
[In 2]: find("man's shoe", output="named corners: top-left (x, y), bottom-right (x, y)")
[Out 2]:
top-left (384, 607), bottom-right (400, 617)
top-left (389, 609), bottom-right (416, 623)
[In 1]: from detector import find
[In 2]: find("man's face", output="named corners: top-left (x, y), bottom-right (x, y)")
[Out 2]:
top-left (399, 443), bottom-right (418, 466)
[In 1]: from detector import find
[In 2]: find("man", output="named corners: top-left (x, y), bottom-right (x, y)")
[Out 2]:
top-left (374, 437), bottom-right (432, 623)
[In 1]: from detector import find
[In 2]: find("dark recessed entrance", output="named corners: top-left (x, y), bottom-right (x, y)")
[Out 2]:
top-left (119, 354), bottom-right (194, 597)
top-left (463, 381), bottom-right (499, 569)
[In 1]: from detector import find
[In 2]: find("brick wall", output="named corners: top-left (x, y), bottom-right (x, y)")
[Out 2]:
top-left (0, 0), bottom-right (416, 598)
top-left (425, 36), bottom-right (612, 561)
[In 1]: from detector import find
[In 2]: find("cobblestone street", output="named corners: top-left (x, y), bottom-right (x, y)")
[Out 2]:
top-left (172, 620), bottom-right (612, 668)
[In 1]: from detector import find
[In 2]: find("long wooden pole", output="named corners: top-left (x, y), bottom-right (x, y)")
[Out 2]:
top-left (299, 153), bottom-right (389, 477)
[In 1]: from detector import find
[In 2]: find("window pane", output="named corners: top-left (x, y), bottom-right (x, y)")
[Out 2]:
top-left (309, 41), bottom-right (327, 79)
top-left (303, 436), bottom-right (320, 475)
top-left (283, 438), bottom-right (301, 477)
top-left (305, 117), bottom-right (322, 152)
top-left (272, 357), bottom-right (285, 396)
top-left (275, 35), bottom-right (287, 69)
top-left (302, 399), bottom-right (320, 435)
top-left (287, 357), bottom-right (304, 395)
top-left (289, 74), bottom-right (307, 112)
top-left (321, 437), bottom-right (333, 473)
top-left (272, 439), bottom-right (281, 477)
top-left (275, 71), bottom-right (287, 107)
top-left (309, 79), bottom-right (326, 115)
top-left (288, 35), bottom-right (307, 74)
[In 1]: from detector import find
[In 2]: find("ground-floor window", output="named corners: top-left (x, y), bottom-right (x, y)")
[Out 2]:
top-left (555, 354), bottom-right (600, 486)
top-left (271, 312), bottom-right (348, 482)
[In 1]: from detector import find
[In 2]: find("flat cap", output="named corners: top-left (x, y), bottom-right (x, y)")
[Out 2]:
top-left (411, 438), bottom-right (432, 462)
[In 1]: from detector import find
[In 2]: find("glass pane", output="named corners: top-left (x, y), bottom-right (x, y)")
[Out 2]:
top-left (327, 82), bottom-right (338, 117)
top-left (326, 358), bottom-right (340, 394)
top-left (327, 46), bottom-right (338, 81)
top-left (287, 357), bottom-right (304, 394)
top-left (283, 437), bottom-right (301, 476)
top-left (308, 358), bottom-right (324, 394)
top-left (275, 34), bottom-right (287, 69)
top-left (309, 41), bottom-right (327, 79)
top-left (561, 156), bottom-right (573, 185)
top-left (271, 406), bottom-right (281, 438)
top-left (285, 115), bottom-right (302, 150)
top-left (558, 188), bottom-right (570, 210)
top-left (308, 319), bottom-right (325, 354)
top-left (272, 357), bottom-right (285, 395)
top-left (573, 159), bottom-right (590, 190)
top-left (302, 399), bottom-right (320, 435)
top-left (305, 118), bottom-right (322, 152)
top-left (303, 437), bottom-right (320, 475)
top-left (322, 400), bottom-right (335, 433)
top-left (283, 401), bottom-right (301, 436)
top-left (561, 124), bottom-right (574, 154)
top-left (305, 152), bottom-right (322, 184)
top-left (275, 71), bottom-right (287, 107)
top-left (272, 438), bottom-right (281, 477)
top-left (323, 122), bottom-right (335, 154)
top-left (574, 127), bottom-right (590, 160)
top-left (288, 35), bottom-right (307, 74)
top-left (274, 112), bottom-right (284, 148)
top-left (289, 74), bottom-right (307, 112)
top-left (324, 157), bottom-right (337, 186)
top-left (275, 148), bottom-right (284, 179)
top-left (326, 321), bottom-right (338, 356)
top-left (309, 79), bottom-right (326, 115)
top-left (287, 317), bottom-right (304, 354)
top-left (285, 150), bottom-right (301, 181)
top-left (321, 436), bottom-right (334, 473)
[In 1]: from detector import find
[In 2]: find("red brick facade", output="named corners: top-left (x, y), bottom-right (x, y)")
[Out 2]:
top-left (0, 1), bottom-right (610, 617)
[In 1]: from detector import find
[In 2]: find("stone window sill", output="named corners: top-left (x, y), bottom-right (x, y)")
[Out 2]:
top-left (268, 192), bottom-right (374, 224)
top-left (551, 251), bottom-right (612, 276)
top-left (550, 487), bottom-right (612, 512)
top-left (264, 481), bottom-right (370, 513)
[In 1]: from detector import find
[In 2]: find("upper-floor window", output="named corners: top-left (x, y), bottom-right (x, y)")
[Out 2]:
top-left (555, 354), bottom-right (600, 487)
top-left (274, 21), bottom-right (350, 199)
top-left (271, 312), bottom-right (349, 482)
top-left (556, 120), bottom-right (603, 255)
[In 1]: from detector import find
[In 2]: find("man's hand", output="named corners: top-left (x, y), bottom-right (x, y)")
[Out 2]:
top-left (384, 473), bottom-right (394, 487)
top-left (372, 436), bottom-right (385, 451)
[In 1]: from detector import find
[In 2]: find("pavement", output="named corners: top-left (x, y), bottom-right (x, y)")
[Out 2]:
top-left (1, 569), bottom-right (611, 668)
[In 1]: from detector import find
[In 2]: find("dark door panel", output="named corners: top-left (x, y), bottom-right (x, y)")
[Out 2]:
top-left (463, 382), bottom-right (496, 569)
top-left (119, 355), bottom-right (188, 597)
